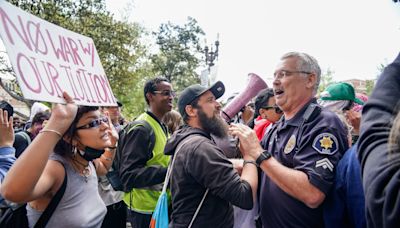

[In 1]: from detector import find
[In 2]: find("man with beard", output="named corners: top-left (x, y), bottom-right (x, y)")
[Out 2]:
top-left (164, 81), bottom-right (260, 227)
top-left (118, 77), bottom-right (174, 228)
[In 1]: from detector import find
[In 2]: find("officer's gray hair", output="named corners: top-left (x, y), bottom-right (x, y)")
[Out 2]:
top-left (280, 52), bottom-right (321, 95)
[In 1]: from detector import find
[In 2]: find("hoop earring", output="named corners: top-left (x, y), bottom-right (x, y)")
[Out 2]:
top-left (73, 146), bottom-right (78, 158)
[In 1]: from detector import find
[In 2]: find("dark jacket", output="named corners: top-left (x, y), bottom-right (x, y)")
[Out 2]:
top-left (164, 125), bottom-right (253, 228)
top-left (324, 144), bottom-right (366, 228)
top-left (358, 52), bottom-right (400, 228)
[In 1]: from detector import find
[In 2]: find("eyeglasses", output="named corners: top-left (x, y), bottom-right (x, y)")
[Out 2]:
top-left (153, 90), bottom-right (176, 97)
top-left (76, 116), bottom-right (109, 130)
top-left (273, 70), bottom-right (311, 80)
top-left (261, 105), bottom-right (282, 113)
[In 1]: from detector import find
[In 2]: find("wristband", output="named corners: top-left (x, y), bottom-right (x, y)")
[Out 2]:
top-left (40, 129), bottom-right (63, 138)
top-left (243, 160), bottom-right (259, 167)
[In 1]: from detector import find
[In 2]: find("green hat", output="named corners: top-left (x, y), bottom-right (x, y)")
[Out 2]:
top-left (320, 82), bottom-right (364, 105)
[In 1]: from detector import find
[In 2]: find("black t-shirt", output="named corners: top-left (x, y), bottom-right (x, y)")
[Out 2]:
top-left (260, 99), bottom-right (348, 228)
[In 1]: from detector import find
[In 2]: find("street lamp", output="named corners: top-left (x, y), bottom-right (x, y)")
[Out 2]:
top-left (204, 37), bottom-right (220, 70)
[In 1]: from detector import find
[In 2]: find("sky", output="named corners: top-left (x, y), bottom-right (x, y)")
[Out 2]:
top-left (106, 0), bottom-right (400, 96)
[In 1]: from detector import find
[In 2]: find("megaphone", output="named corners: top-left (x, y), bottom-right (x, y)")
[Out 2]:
top-left (221, 73), bottom-right (268, 122)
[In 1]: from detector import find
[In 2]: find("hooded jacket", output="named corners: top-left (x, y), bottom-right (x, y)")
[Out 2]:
top-left (164, 125), bottom-right (253, 228)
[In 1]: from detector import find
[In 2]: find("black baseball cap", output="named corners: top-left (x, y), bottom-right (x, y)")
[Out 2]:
top-left (178, 81), bottom-right (225, 116)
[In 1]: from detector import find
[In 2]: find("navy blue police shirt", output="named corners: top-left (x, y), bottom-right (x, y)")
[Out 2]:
top-left (260, 98), bottom-right (348, 228)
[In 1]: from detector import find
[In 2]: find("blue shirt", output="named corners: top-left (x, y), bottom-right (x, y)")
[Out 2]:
top-left (324, 144), bottom-right (366, 228)
top-left (260, 99), bottom-right (348, 228)
top-left (0, 146), bottom-right (16, 207)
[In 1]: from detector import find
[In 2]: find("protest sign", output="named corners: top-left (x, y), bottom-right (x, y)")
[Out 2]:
top-left (0, 1), bottom-right (117, 106)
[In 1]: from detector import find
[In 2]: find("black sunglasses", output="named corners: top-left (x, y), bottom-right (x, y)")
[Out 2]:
top-left (153, 90), bottom-right (176, 97)
top-left (261, 105), bottom-right (282, 113)
top-left (76, 116), bottom-right (109, 130)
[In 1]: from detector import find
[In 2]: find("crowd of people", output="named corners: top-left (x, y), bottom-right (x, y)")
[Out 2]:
top-left (0, 50), bottom-right (399, 228)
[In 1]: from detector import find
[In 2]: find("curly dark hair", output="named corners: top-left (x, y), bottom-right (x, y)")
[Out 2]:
top-left (53, 106), bottom-right (99, 158)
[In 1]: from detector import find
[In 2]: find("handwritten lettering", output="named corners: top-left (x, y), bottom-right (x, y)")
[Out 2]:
top-left (0, 2), bottom-right (115, 105)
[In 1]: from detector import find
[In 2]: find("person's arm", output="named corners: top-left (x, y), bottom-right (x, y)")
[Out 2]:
top-left (261, 125), bottom-right (347, 208)
top-left (233, 121), bottom-right (347, 208)
top-left (229, 158), bottom-right (244, 175)
top-left (0, 109), bottom-right (16, 184)
top-left (227, 124), bottom-right (263, 205)
top-left (259, 157), bottom-right (325, 208)
top-left (188, 141), bottom-right (255, 210)
top-left (358, 53), bottom-right (400, 227)
top-left (119, 125), bottom-right (167, 191)
top-left (1, 92), bottom-right (77, 203)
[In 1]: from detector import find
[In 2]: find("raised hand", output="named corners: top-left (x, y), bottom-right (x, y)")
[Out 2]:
top-left (228, 123), bottom-right (262, 160)
top-left (345, 109), bottom-right (361, 135)
top-left (0, 109), bottom-right (14, 147)
top-left (46, 91), bottom-right (78, 134)
top-left (104, 111), bottom-right (119, 147)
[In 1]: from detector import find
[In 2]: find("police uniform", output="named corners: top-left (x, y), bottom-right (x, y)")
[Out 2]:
top-left (260, 98), bottom-right (348, 228)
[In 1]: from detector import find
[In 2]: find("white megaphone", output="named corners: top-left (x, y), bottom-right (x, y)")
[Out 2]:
top-left (221, 73), bottom-right (268, 122)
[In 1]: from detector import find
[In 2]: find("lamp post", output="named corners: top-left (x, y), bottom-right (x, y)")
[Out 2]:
top-left (204, 38), bottom-right (220, 71)
top-left (201, 36), bottom-right (220, 86)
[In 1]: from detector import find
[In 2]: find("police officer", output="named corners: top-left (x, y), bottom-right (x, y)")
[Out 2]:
top-left (242, 52), bottom-right (349, 227)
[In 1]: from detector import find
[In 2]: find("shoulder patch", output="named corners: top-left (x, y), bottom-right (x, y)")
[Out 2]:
top-left (312, 133), bottom-right (338, 155)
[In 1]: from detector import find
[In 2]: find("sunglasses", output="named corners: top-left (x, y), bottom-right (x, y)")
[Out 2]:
top-left (76, 116), bottom-right (109, 130)
top-left (153, 90), bottom-right (176, 97)
top-left (261, 105), bottom-right (282, 113)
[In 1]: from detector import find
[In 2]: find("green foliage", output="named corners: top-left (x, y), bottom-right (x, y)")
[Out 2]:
top-left (150, 17), bottom-right (205, 92)
top-left (318, 68), bottom-right (335, 94)
top-left (2, 1), bottom-right (208, 119)
top-left (365, 80), bottom-right (375, 96)
top-left (3, 0), bottom-right (149, 119)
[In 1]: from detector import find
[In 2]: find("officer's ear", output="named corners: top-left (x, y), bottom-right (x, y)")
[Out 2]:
top-left (305, 72), bottom-right (317, 90)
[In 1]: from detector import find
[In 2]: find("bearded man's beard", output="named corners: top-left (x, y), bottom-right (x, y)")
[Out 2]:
top-left (198, 108), bottom-right (228, 138)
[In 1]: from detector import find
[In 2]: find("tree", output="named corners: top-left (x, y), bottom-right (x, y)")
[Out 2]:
top-left (365, 80), bottom-right (375, 96)
top-left (150, 17), bottom-right (205, 92)
top-left (1, 0), bottom-right (148, 119)
top-left (318, 68), bottom-right (335, 94)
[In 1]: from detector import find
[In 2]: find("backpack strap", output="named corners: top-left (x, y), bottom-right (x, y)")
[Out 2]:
top-left (161, 135), bottom-right (202, 193)
top-left (188, 189), bottom-right (209, 228)
top-left (34, 164), bottom-right (67, 228)
top-left (111, 119), bottom-right (155, 192)
top-left (162, 135), bottom-right (209, 228)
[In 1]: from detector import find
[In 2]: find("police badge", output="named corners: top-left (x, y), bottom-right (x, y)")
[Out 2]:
top-left (284, 134), bottom-right (296, 154)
